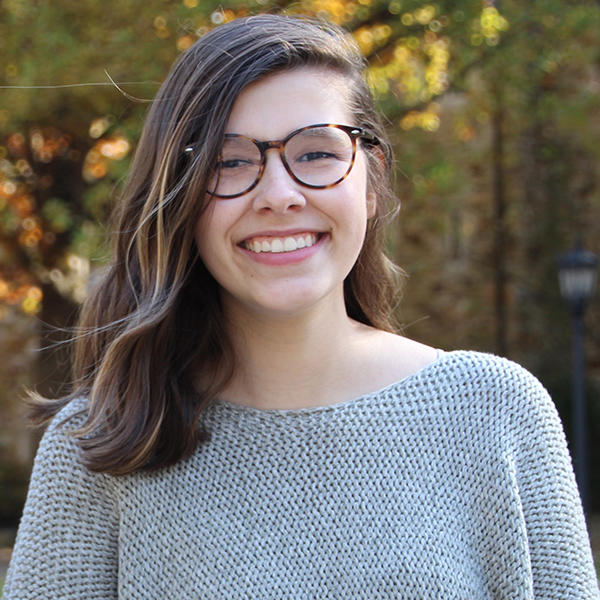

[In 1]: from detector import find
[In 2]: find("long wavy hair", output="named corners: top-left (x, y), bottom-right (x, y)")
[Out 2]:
top-left (30, 14), bottom-right (402, 475)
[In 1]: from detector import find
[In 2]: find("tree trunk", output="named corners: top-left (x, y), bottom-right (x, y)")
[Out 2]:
top-left (35, 283), bottom-right (79, 400)
top-left (28, 283), bottom-right (79, 457)
top-left (491, 99), bottom-right (508, 356)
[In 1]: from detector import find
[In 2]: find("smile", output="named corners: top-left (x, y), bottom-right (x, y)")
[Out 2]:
top-left (242, 233), bottom-right (319, 254)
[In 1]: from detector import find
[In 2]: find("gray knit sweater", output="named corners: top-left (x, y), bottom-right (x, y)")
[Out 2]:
top-left (5, 351), bottom-right (599, 599)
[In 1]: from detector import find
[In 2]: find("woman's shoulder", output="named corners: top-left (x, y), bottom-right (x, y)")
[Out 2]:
top-left (359, 330), bottom-right (553, 416)
top-left (416, 349), bottom-right (559, 426)
top-left (365, 330), bottom-right (548, 402)
top-left (42, 396), bottom-right (90, 441)
top-left (33, 397), bottom-right (94, 477)
top-left (432, 349), bottom-right (549, 396)
top-left (433, 348), bottom-right (535, 376)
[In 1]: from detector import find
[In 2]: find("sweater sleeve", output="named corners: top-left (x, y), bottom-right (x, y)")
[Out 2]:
top-left (3, 401), bottom-right (119, 599)
top-left (510, 365), bottom-right (600, 599)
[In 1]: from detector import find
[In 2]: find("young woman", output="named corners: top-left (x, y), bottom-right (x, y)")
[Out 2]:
top-left (5, 14), bottom-right (599, 599)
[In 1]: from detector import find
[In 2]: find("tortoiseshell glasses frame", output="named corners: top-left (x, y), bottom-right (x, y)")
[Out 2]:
top-left (185, 123), bottom-right (380, 199)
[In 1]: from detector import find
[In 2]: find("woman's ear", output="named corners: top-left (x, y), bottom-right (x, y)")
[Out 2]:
top-left (366, 145), bottom-right (385, 218)
top-left (372, 144), bottom-right (386, 171)
top-left (367, 191), bottom-right (377, 218)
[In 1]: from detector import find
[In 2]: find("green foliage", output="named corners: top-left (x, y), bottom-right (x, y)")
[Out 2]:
top-left (40, 198), bottom-right (72, 233)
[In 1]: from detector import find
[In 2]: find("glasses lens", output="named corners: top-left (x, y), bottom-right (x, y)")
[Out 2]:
top-left (208, 136), bottom-right (261, 197)
top-left (284, 126), bottom-right (354, 188)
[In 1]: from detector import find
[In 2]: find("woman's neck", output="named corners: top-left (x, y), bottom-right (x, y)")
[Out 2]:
top-left (219, 298), bottom-right (366, 410)
top-left (211, 291), bottom-right (439, 411)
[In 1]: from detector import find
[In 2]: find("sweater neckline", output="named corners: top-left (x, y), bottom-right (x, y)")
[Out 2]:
top-left (211, 349), bottom-right (447, 417)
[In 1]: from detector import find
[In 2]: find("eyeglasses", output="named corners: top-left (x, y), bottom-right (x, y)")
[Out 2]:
top-left (185, 123), bottom-right (379, 199)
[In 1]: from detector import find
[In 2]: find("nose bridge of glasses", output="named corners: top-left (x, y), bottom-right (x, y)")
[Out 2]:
top-left (255, 139), bottom-right (285, 155)
top-left (255, 139), bottom-right (296, 185)
top-left (250, 139), bottom-right (305, 208)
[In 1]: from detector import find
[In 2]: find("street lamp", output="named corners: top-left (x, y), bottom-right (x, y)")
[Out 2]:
top-left (557, 241), bottom-right (598, 517)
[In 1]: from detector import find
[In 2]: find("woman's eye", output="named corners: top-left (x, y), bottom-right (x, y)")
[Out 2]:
top-left (219, 158), bottom-right (253, 169)
top-left (298, 151), bottom-right (336, 162)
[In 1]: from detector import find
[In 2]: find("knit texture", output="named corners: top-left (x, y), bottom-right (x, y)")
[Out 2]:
top-left (5, 351), bottom-right (599, 599)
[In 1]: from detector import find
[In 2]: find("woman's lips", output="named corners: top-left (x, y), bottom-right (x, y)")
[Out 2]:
top-left (238, 232), bottom-right (327, 265)
top-left (241, 232), bottom-right (320, 254)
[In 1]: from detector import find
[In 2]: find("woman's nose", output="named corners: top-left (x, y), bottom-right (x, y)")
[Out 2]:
top-left (251, 150), bottom-right (306, 214)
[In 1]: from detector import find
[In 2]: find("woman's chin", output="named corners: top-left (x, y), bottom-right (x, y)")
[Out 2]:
top-left (223, 284), bottom-right (341, 322)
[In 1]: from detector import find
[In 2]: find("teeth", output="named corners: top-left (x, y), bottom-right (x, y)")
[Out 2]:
top-left (244, 233), bottom-right (318, 253)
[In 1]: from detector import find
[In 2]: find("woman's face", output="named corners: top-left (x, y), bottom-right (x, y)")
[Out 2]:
top-left (195, 67), bottom-right (375, 321)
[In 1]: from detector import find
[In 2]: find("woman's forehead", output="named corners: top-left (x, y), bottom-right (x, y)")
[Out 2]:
top-left (224, 67), bottom-right (354, 138)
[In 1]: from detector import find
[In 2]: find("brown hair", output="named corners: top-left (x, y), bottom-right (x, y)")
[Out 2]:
top-left (31, 14), bottom-right (401, 475)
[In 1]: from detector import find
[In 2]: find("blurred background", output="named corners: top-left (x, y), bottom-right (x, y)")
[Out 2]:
top-left (0, 0), bottom-right (599, 583)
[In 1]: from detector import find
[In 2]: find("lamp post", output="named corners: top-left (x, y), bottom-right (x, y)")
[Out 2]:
top-left (557, 241), bottom-right (598, 517)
